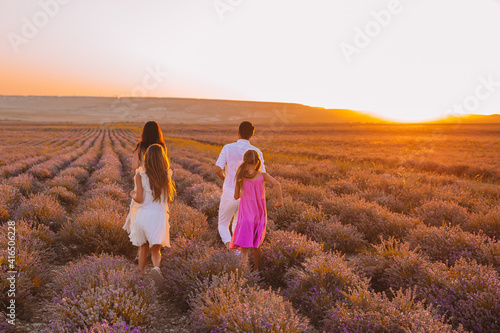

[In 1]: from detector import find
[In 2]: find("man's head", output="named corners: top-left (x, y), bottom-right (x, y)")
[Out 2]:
top-left (238, 121), bottom-right (255, 140)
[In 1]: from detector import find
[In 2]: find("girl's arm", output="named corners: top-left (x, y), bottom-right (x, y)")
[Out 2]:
top-left (263, 173), bottom-right (283, 207)
top-left (132, 148), bottom-right (140, 171)
top-left (234, 181), bottom-right (241, 200)
top-left (131, 173), bottom-right (144, 203)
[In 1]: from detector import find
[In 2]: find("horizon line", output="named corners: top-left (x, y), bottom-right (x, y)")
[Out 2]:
top-left (1, 93), bottom-right (499, 124)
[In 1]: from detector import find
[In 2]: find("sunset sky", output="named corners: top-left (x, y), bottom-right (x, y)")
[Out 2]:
top-left (1, 0), bottom-right (500, 122)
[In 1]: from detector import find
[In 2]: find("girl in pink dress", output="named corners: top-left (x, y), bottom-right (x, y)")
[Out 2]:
top-left (230, 150), bottom-right (283, 271)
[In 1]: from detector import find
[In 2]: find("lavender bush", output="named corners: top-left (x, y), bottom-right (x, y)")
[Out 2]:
top-left (320, 194), bottom-right (420, 242)
top-left (59, 208), bottom-right (135, 258)
top-left (168, 201), bottom-right (210, 240)
top-left (0, 220), bottom-right (55, 318)
top-left (259, 230), bottom-right (323, 287)
top-left (266, 196), bottom-right (312, 230)
top-left (0, 184), bottom-right (20, 222)
top-left (357, 237), bottom-right (446, 293)
top-left (47, 174), bottom-right (83, 194)
top-left (174, 155), bottom-right (220, 185)
top-left (77, 193), bottom-right (128, 216)
top-left (45, 186), bottom-right (79, 212)
top-left (160, 237), bottom-right (252, 310)
top-left (289, 210), bottom-right (367, 254)
top-left (183, 182), bottom-right (221, 219)
top-left (414, 199), bottom-right (470, 227)
top-left (280, 179), bottom-right (325, 207)
top-left (14, 192), bottom-right (67, 230)
top-left (47, 254), bottom-right (156, 332)
top-left (284, 252), bottom-right (369, 326)
top-left (4, 173), bottom-right (41, 196)
top-left (327, 178), bottom-right (359, 196)
top-left (405, 224), bottom-right (500, 270)
top-left (171, 166), bottom-right (204, 199)
top-left (189, 272), bottom-right (311, 333)
top-left (84, 183), bottom-right (129, 207)
top-left (417, 258), bottom-right (500, 332)
top-left (322, 288), bottom-right (464, 333)
top-left (89, 165), bottom-right (122, 186)
top-left (59, 166), bottom-right (89, 183)
top-left (465, 206), bottom-right (500, 240)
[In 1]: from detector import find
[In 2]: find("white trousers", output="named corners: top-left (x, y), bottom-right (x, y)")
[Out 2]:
top-left (218, 194), bottom-right (240, 245)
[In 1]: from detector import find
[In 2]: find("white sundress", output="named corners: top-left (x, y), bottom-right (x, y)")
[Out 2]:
top-left (123, 166), bottom-right (171, 248)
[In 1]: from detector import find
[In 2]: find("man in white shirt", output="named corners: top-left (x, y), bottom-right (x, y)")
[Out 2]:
top-left (214, 121), bottom-right (266, 248)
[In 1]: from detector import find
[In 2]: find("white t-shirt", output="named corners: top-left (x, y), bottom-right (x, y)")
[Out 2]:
top-left (215, 139), bottom-right (266, 200)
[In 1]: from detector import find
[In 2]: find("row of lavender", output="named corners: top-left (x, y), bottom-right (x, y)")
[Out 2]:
top-left (0, 127), bottom-right (85, 165)
top-left (0, 129), bottom-right (96, 178)
top-left (0, 129), bottom-right (99, 223)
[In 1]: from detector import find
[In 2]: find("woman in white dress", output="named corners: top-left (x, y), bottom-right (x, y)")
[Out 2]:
top-left (128, 144), bottom-right (175, 285)
top-left (124, 121), bottom-right (168, 260)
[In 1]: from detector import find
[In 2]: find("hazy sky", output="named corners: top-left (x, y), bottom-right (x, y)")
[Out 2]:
top-left (1, 0), bottom-right (500, 121)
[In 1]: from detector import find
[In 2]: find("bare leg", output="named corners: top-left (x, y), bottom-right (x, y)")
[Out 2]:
top-left (225, 242), bottom-right (231, 249)
top-left (253, 247), bottom-right (261, 272)
top-left (138, 243), bottom-right (149, 273)
top-left (240, 247), bottom-right (250, 269)
top-left (151, 244), bottom-right (162, 268)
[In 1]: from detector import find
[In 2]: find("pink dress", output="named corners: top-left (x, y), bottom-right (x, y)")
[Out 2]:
top-left (230, 174), bottom-right (267, 249)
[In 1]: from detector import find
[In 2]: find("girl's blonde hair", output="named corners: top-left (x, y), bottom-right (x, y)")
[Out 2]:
top-left (144, 144), bottom-right (176, 203)
top-left (235, 149), bottom-right (262, 187)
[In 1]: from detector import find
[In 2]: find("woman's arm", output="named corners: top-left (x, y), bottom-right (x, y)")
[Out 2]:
top-left (132, 148), bottom-right (140, 171)
top-left (131, 173), bottom-right (144, 203)
top-left (263, 173), bottom-right (283, 207)
top-left (234, 181), bottom-right (241, 200)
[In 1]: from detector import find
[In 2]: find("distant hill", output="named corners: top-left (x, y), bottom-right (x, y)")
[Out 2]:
top-left (0, 95), bottom-right (385, 124)
top-left (430, 114), bottom-right (500, 124)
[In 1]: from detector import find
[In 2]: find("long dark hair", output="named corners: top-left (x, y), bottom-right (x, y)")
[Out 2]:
top-left (235, 150), bottom-right (262, 188)
top-left (144, 144), bottom-right (176, 203)
top-left (134, 121), bottom-right (166, 163)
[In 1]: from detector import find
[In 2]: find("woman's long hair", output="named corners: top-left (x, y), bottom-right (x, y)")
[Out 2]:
top-left (134, 121), bottom-right (167, 163)
top-left (144, 144), bottom-right (176, 203)
top-left (235, 150), bottom-right (262, 188)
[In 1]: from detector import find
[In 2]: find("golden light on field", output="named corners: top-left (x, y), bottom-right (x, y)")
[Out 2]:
top-left (1, 0), bottom-right (500, 122)
top-left (369, 112), bottom-right (444, 123)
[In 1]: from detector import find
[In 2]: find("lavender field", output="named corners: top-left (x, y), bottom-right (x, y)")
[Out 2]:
top-left (1, 122), bottom-right (499, 332)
